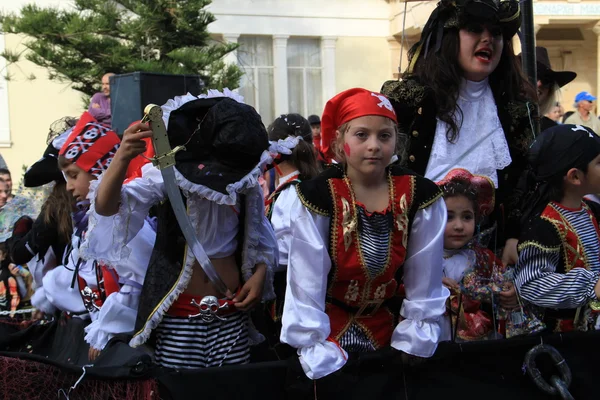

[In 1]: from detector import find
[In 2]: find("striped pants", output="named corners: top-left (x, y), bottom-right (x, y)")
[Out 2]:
top-left (154, 312), bottom-right (250, 369)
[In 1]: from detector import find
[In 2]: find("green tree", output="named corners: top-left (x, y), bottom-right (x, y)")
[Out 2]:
top-left (0, 0), bottom-right (242, 96)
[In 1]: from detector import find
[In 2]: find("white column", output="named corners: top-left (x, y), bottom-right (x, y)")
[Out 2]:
top-left (593, 23), bottom-right (600, 101)
top-left (222, 34), bottom-right (240, 66)
top-left (273, 35), bottom-right (290, 116)
top-left (321, 36), bottom-right (337, 102)
top-left (0, 31), bottom-right (11, 148)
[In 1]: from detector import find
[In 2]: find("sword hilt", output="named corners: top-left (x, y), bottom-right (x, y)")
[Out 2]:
top-left (142, 104), bottom-right (184, 170)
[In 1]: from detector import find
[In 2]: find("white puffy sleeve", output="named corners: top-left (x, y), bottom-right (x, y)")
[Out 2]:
top-left (280, 190), bottom-right (348, 380)
top-left (269, 185), bottom-right (297, 272)
top-left (82, 163), bottom-right (164, 265)
top-left (41, 263), bottom-right (88, 315)
top-left (391, 197), bottom-right (450, 357)
top-left (84, 219), bottom-right (156, 351)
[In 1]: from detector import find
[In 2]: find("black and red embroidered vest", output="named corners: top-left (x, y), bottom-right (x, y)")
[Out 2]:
top-left (297, 165), bottom-right (442, 348)
top-left (519, 201), bottom-right (600, 332)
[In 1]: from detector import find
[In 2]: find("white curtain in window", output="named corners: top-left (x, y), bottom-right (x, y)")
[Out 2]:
top-left (238, 36), bottom-right (275, 125)
top-left (287, 38), bottom-right (322, 118)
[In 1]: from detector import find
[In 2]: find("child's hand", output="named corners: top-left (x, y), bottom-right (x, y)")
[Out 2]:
top-left (233, 264), bottom-right (267, 311)
top-left (499, 282), bottom-right (518, 309)
top-left (117, 122), bottom-right (152, 161)
top-left (502, 239), bottom-right (519, 267)
top-left (442, 277), bottom-right (460, 292)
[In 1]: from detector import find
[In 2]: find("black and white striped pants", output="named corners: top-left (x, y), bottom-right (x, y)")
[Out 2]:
top-left (154, 312), bottom-right (250, 369)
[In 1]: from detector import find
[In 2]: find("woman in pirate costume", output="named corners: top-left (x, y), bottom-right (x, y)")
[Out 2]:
top-left (264, 114), bottom-right (320, 329)
top-left (380, 0), bottom-right (536, 267)
top-left (33, 111), bottom-right (156, 361)
top-left (89, 90), bottom-right (277, 369)
top-left (515, 124), bottom-right (600, 333)
top-left (280, 88), bottom-right (449, 381)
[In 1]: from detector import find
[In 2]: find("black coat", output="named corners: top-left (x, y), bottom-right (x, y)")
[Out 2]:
top-left (382, 77), bottom-right (537, 242)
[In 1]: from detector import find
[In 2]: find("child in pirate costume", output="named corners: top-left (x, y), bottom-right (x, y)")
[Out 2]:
top-left (438, 169), bottom-right (542, 341)
top-left (264, 114), bottom-right (320, 328)
top-left (515, 124), bottom-right (600, 332)
top-left (7, 119), bottom-right (77, 319)
top-left (89, 90), bottom-right (277, 369)
top-left (34, 111), bottom-right (156, 361)
top-left (280, 88), bottom-right (449, 381)
top-left (380, 0), bottom-right (536, 269)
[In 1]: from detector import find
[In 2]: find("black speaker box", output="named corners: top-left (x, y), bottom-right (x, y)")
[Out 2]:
top-left (109, 72), bottom-right (204, 134)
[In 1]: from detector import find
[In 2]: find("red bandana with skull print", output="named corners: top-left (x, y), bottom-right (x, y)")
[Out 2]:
top-left (59, 112), bottom-right (120, 177)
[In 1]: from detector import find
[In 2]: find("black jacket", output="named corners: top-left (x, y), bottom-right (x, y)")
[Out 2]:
top-left (382, 77), bottom-right (537, 242)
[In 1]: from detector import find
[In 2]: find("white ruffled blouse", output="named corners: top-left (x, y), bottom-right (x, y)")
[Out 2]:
top-left (280, 188), bottom-right (450, 379)
top-left (31, 212), bottom-right (156, 352)
top-left (269, 170), bottom-right (300, 272)
top-left (425, 78), bottom-right (512, 187)
top-left (82, 162), bottom-right (278, 302)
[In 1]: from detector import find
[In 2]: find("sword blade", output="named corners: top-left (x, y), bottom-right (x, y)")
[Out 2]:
top-left (161, 163), bottom-right (232, 298)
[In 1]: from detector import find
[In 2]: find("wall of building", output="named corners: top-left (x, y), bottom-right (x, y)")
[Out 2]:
top-left (335, 36), bottom-right (392, 93)
top-left (2, 33), bottom-right (83, 178)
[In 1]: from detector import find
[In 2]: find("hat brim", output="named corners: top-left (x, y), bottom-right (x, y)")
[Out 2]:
top-left (175, 159), bottom-right (253, 195)
top-left (541, 68), bottom-right (577, 88)
top-left (24, 144), bottom-right (64, 187)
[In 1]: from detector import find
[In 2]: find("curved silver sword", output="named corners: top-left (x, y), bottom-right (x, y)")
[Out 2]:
top-left (143, 104), bottom-right (233, 298)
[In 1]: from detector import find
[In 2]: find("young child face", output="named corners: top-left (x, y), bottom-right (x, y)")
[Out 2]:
top-left (62, 163), bottom-right (95, 202)
top-left (458, 23), bottom-right (504, 82)
top-left (579, 154), bottom-right (600, 195)
top-left (444, 195), bottom-right (476, 250)
top-left (339, 115), bottom-right (396, 177)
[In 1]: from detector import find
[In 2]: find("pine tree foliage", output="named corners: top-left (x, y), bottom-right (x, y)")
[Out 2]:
top-left (0, 0), bottom-right (242, 96)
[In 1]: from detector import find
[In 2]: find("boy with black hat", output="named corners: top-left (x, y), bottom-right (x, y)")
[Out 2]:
top-left (515, 124), bottom-right (600, 332)
top-left (89, 90), bottom-right (277, 369)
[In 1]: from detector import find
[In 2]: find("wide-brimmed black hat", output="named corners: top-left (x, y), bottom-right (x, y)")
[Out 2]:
top-left (518, 47), bottom-right (576, 88)
top-left (401, 0), bottom-right (520, 74)
top-left (24, 117), bottom-right (78, 187)
top-left (167, 97), bottom-right (269, 195)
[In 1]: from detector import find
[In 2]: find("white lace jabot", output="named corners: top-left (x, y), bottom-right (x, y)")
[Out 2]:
top-left (424, 78), bottom-right (511, 187)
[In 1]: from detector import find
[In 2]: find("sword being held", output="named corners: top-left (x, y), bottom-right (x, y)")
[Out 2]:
top-left (143, 104), bottom-right (234, 299)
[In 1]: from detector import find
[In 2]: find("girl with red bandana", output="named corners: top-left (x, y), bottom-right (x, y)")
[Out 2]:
top-left (280, 88), bottom-right (449, 384)
top-left (31, 112), bottom-right (156, 362)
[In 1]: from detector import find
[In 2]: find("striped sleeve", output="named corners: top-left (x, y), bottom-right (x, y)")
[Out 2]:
top-left (515, 246), bottom-right (599, 309)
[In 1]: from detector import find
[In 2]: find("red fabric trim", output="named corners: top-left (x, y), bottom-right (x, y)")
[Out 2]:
top-left (166, 293), bottom-right (238, 318)
top-left (552, 201), bottom-right (585, 213)
top-left (355, 200), bottom-right (390, 217)
top-left (541, 203), bottom-right (599, 272)
top-left (100, 265), bottom-right (120, 297)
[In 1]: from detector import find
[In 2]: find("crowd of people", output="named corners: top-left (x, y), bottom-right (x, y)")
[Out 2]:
top-left (1, 0), bottom-right (600, 391)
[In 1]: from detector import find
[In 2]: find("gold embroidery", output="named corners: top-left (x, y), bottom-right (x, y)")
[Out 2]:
top-left (296, 185), bottom-right (329, 216)
top-left (374, 284), bottom-right (387, 300)
top-left (395, 194), bottom-right (409, 248)
top-left (344, 280), bottom-right (359, 302)
top-left (542, 203), bottom-right (589, 272)
top-left (341, 197), bottom-right (357, 251)
top-left (517, 241), bottom-right (561, 253)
